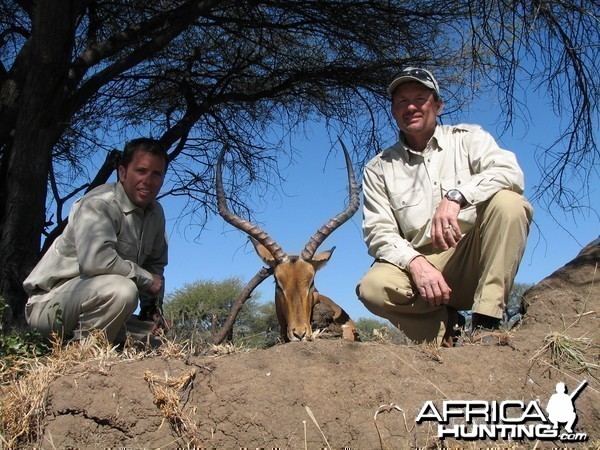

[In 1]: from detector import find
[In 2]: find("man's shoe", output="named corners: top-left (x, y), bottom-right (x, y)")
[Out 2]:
top-left (471, 313), bottom-right (501, 331)
top-left (441, 307), bottom-right (465, 347)
top-left (470, 313), bottom-right (502, 344)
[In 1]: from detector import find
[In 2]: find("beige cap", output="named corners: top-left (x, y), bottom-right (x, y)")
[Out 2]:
top-left (387, 67), bottom-right (440, 97)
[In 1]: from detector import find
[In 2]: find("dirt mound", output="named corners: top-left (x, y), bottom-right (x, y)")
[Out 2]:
top-left (30, 242), bottom-right (600, 448)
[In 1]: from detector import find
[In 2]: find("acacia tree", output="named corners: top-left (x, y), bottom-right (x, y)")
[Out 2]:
top-left (0, 0), bottom-right (597, 323)
top-left (164, 277), bottom-right (278, 346)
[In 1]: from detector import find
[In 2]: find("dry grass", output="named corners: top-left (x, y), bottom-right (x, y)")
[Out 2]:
top-left (0, 331), bottom-right (198, 448)
top-left (0, 331), bottom-right (124, 448)
top-left (304, 405), bottom-right (332, 450)
top-left (460, 328), bottom-right (515, 347)
top-left (532, 332), bottom-right (599, 378)
top-left (371, 327), bottom-right (394, 343)
top-left (143, 368), bottom-right (198, 444)
top-left (419, 341), bottom-right (444, 363)
top-left (530, 265), bottom-right (599, 380)
top-left (207, 341), bottom-right (252, 357)
top-left (373, 403), bottom-right (415, 450)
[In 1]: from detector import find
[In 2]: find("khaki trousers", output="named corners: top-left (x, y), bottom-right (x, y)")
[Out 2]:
top-left (356, 190), bottom-right (533, 344)
top-left (25, 274), bottom-right (154, 344)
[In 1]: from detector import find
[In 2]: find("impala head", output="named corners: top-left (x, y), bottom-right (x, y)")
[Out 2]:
top-left (216, 140), bottom-right (359, 342)
top-left (250, 238), bottom-right (334, 341)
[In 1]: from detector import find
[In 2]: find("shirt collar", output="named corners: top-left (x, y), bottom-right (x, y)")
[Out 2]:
top-left (430, 125), bottom-right (444, 151)
top-left (115, 181), bottom-right (154, 215)
top-left (393, 125), bottom-right (442, 158)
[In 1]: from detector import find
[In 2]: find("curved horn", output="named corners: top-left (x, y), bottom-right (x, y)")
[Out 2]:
top-left (300, 138), bottom-right (360, 260)
top-left (216, 146), bottom-right (288, 263)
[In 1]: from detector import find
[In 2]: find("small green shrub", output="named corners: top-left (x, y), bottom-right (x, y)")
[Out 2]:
top-left (0, 296), bottom-right (50, 361)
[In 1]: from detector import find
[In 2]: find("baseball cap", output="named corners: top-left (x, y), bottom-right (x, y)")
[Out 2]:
top-left (387, 67), bottom-right (440, 97)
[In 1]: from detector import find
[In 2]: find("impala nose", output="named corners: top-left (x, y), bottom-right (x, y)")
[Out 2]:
top-left (292, 328), bottom-right (307, 341)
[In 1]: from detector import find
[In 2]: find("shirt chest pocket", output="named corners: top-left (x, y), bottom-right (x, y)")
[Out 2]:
top-left (138, 232), bottom-right (156, 265)
top-left (389, 189), bottom-right (427, 234)
top-left (441, 168), bottom-right (472, 194)
top-left (116, 237), bottom-right (139, 262)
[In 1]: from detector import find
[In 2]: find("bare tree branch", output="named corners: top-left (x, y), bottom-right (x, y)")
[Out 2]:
top-left (211, 266), bottom-right (273, 345)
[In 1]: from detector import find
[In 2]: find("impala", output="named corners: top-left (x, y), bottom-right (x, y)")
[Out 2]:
top-left (216, 142), bottom-right (360, 342)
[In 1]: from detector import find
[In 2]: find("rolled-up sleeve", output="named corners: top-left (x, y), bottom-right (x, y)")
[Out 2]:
top-left (362, 160), bottom-right (420, 270)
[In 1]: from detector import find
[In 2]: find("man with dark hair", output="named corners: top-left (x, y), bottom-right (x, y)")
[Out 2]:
top-left (356, 67), bottom-right (533, 346)
top-left (24, 138), bottom-right (169, 345)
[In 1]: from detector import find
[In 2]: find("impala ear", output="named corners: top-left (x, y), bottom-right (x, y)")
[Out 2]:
top-left (310, 246), bottom-right (335, 271)
top-left (249, 237), bottom-right (278, 267)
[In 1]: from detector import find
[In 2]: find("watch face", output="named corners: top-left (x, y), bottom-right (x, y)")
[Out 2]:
top-left (446, 190), bottom-right (463, 203)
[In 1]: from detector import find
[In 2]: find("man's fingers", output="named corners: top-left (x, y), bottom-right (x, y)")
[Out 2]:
top-left (419, 281), bottom-right (451, 306)
top-left (410, 256), bottom-right (452, 305)
top-left (432, 198), bottom-right (462, 248)
top-left (433, 223), bottom-right (449, 249)
top-left (440, 222), bottom-right (463, 248)
top-left (443, 226), bottom-right (457, 247)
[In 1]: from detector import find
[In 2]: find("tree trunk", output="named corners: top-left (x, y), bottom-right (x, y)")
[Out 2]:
top-left (0, 1), bottom-right (81, 325)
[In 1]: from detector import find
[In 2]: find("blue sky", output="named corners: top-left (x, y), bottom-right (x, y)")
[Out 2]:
top-left (160, 91), bottom-right (598, 322)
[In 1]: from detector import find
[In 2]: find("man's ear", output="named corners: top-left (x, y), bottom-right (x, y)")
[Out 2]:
top-left (435, 99), bottom-right (444, 116)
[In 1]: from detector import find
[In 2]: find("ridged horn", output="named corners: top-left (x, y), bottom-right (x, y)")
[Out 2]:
top-left (300, 138), bottom-right (360, 260)
top-left (216, 146), bottom-right (288, 263)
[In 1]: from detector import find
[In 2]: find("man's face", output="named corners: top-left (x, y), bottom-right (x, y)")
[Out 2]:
top-left (391, 82), bottom-right (443, 141)
top-left (118, 149), bottom-right (166, 209)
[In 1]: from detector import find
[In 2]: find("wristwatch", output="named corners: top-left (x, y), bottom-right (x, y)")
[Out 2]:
top-left (445, 189), bottom-right (467, 207)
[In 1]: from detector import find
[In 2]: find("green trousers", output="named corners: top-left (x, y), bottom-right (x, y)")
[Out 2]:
top-left (25, 273), bottom-right (154, 344)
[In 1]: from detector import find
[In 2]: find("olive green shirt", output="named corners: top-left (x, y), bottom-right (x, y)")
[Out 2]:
top-left (24, 182), bottom-right (168, 302)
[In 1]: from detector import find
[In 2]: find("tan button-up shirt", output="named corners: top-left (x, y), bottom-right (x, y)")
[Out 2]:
top-left (362, 123), bottom-right (525, 270)
top-left (24, 182), bottom-right (168, 302)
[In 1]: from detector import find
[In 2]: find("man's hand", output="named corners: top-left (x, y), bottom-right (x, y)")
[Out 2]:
top-left (149, 310), bottom-right (172, 335)
top-left (139, 298), bottom-right (172, 335)
top-left (148, 273), bottom-right (163, 296)
top-left (432, 198), bottom-right (462, 250)
top-left (408, 256), bottom-right (451, 306)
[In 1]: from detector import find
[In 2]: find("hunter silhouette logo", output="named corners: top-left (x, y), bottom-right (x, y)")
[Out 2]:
top-left (415, 379), bottom-right (589, 442)
top-left (546, 380), bottom-right (588, 438)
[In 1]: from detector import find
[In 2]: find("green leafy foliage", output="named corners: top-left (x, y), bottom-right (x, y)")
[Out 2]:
top-left (0, 297), bottom-right (50, 360)
top-left (355, 317), bottom-right (409, 344)
top-left (164, 277), bottom-right (279, 348)
top-left (508, 282), bottom-right (535, 315)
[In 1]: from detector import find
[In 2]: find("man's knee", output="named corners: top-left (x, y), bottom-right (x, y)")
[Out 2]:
top-left (486, 190), bottom-right (533, 223)
top-left (356, 263), bottom-right (414, 309)
top-left (94, 275), bottom-right (139, 313)
top-left (112, 277), bottom-right (139, 311)
top-left (356, 267), bottom-right (393, 307)
top-left (356, 272), bottom-right (376, 303)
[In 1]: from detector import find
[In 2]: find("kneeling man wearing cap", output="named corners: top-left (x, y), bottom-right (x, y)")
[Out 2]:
top-left (356, 67), bottom-right (533, 346)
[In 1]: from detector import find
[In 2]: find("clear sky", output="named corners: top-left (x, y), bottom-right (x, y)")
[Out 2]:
top-left (160, 90), bottom-right (599, 322)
